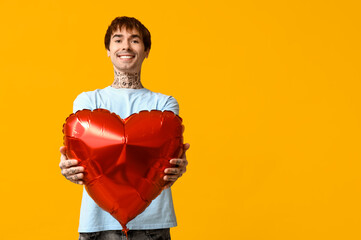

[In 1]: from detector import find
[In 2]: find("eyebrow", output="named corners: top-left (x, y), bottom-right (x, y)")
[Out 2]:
top-left (112, 34), bottom-right (141, 39)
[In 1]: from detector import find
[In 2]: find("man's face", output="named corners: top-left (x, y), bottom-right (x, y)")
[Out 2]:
top-left (107, 27), bottom-right (149, 73)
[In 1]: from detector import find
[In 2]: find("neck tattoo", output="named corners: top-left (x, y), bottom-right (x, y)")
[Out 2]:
top-left (111, 70), bottom-right (143, 89)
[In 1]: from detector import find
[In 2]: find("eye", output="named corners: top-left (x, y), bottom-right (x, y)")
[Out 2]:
top-left (132, 40), bottom-right (139, 44)
top-left (115, 40), bottom-right (121, 43)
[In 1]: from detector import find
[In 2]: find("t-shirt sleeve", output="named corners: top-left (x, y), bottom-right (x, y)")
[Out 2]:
top-left (73, 92), bottom-right (93, 113)
top-left (162, 96), bottom-right (179, 115)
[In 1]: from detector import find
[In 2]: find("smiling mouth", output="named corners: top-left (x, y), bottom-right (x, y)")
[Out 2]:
top-left (117, 54), bottom-right (135, 59)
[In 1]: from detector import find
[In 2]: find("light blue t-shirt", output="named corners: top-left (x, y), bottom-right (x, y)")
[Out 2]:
top-left (73, 86), bottom-right (179, 233)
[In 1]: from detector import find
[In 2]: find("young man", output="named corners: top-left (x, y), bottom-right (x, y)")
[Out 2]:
top-left (59, 16), bottom-right (189, 240)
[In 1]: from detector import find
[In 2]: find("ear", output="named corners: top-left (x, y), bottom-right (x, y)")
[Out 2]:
top-left (107, 49), bottom-right (110, 57)
top-left (145, 50), bottom-right (150, 58)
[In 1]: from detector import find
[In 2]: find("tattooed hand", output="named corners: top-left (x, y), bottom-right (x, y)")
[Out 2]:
top-left (59, 146), bottom-right (84, 185)
top-left (163, 143), bottom-right (190, 189)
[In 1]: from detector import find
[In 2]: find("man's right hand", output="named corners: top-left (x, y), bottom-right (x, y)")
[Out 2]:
top-left (59, 146), bottom-right (85, 185)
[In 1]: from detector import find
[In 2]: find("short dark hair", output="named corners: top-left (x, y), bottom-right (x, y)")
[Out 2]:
top-left (104, 16), bottom-right (151, 52)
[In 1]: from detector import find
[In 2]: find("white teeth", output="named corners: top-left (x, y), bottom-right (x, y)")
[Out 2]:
top-left (118, 55), bottom-right (133, 59)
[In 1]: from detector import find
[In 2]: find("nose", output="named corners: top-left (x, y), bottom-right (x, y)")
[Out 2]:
top-left (121, 40), bottom-right (130, 51)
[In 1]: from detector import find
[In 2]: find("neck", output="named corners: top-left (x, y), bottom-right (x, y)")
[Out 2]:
top-left (111, 70), bottom-right (143, 89)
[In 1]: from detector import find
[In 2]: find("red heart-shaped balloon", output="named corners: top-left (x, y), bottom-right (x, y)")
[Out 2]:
top-left (62, 109), bottom-right (183, 232)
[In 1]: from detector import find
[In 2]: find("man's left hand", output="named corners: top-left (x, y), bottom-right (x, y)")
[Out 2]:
top-left (163, 143), bottom-right (190, 189)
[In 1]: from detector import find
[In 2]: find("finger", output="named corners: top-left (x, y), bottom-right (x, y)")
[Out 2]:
top-left (67, 177), bottom-right (84, 185)
top-left (179, 143), bottom-right (190, 159)
top-left (183, 143), bottom-right (190, 151)
top-left (60, 152), bottom-right (70, 163)
top-left (69, 179), bottom-right (84, 185)
top-left (66, 173), bottom-right (84, 182)
top-left (59, 159), bottom-right (79, 169)
top-left (179, 166), bottom-right (186, 175)
top-left (60, 147), bottom-right (68, 162)
top-left (163, 175), bottom-right (178, 182)
top-left (59, 146), bottom-right (67, 155)
top-left (169, 158), bottom-right (187, 167)
top-left (62, 166), bottom-right (85, 176)
top-left (164, 168), bottom-right (180, 175)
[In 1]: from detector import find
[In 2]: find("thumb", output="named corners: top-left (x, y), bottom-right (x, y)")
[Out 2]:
top-left (183, 143), bottom-right (190, 152)
top-left (180, 143), bottom-right (190, 157)
top-left (59, 146), bottom-right (67, 155)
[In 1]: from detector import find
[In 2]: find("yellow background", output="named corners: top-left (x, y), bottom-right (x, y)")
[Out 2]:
top-left (0, 0), bottom-right (360, 239)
